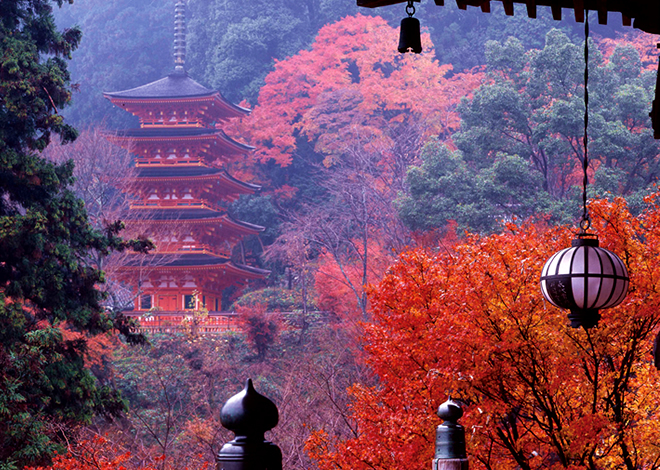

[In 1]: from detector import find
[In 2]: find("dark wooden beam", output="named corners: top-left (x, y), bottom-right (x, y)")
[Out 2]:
top-left (573, 0), bottom-right (584, 22)
top-left (597, 0), bottom-right (607, 24)
top-left (651, 44), bottom-right (660, 139)
top-left (526, 0), bottom-right (537, 18)
top-left (356, 0), bottom-right (660, 34)
top-left (550, 2), bottom-right (561, 20)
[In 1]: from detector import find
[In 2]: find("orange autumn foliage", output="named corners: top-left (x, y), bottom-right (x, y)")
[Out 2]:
top-left (236, 302), bottom-right (282, 360)
top-left (314, 239), bottom-right (394, 321)
top-left (24, 435), bottom-right (212, 470)
top-left (24, 436), bottom-right (153, 470)
top-left (242, 14), bottom-right (483, 167)
top-left (55, 322), bottom-right (121, 370)
top-left (307, 196), bottom-right (660, 470)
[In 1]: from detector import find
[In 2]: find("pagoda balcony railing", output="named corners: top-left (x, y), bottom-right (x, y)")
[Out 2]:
top-left (135, 157), bottom-right (203, 166)
top-left (156, 243), bottom-right (232, 258)
top-left (125, 311), bottom-right (336, 336)
top-left (130, 200), bottom-right (221, 210)
top-left (125, 311), bottom-right (240, 335)
top-left (140, 121), bottom-right (204, 128)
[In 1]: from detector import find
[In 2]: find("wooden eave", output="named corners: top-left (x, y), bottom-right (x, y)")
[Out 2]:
top-left (127, 211), bottom-right (265, 235)
top-left (130, 171), bottom-right (260, 195)
top-left (106, 129), bottom-right (254, 155)
top-left (118, 258), bottom-right (269, 279)
top-left (104, 93), bottom-right (250, 120)
top-left (357, 0), bottom-right (660, 34)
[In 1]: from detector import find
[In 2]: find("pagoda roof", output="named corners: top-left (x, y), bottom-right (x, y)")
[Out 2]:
top-left (134, 166), bottom-right (261, 193)
top-left (110, 127), bottom-right (254, 153)
top-left (140, 207), bottom-right (226, 220)
top-left (128, 207), bottom-right (264, 233)
top-left (137, 166), bottom-right (223, 177)
top-left (120, 253), bottom-right (269, 278)
top-left (103, 72), bottom-right (250, 115)
top-left (105, 73), bottom-right (214, 99)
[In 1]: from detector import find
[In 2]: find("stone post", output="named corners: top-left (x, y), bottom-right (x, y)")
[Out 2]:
top-left (432, 398), bottom-right (468, 470)
top-left (217, 379), bottom-right (282, 470)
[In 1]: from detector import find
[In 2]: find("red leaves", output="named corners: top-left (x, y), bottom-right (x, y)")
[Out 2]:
top-left (24, 435), bottom-right (213, 470)
top-left (308, 198), bottom-right (660, 470)
top-left (599, 31), bottom-right (660, 72)
top-left (243, 14), bottom-right (483, 167)
top-left (236, 303), bottom-right (281, 360)
top-left (24, 436), bottom-right (147, 470)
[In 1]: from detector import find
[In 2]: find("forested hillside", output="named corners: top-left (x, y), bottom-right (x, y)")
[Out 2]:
top-left (54, 0), bottom-right (618, 128)
top-left (7, 0), bottom-right (660, 468)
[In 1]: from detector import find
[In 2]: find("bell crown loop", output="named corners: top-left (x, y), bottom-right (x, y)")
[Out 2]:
top-left (406, 0), bottom-right (415, 17)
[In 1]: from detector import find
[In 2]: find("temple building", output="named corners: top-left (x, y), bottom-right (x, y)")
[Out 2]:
top-left (104, 1), bottom-right (268, 326)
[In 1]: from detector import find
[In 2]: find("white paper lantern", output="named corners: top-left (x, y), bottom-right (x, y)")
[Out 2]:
top-left (540, 235), bottom-right (629, 329)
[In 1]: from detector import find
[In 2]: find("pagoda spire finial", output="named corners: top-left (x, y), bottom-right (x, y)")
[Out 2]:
top-left (173, 0), bottom-right (186, 74)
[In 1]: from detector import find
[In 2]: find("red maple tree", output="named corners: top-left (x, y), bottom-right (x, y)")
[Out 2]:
top-left (239, 14), bottom-right (482, 168)
top-left (307, 196), bottom-right (660, 470)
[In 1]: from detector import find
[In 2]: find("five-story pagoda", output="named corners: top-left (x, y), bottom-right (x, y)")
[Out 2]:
top-left (105, 1), bottom-right (268, 324)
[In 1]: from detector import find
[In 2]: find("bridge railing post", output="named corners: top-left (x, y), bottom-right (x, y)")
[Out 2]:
top-left (432, 398), bottom-right (469, 470)
top-left (216, 379), bottom-right (282, 470)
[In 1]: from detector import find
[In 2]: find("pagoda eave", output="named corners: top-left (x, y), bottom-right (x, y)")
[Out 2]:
top-left (125, 209), bottom-right (265, 234)
top-left (128, 169), bottom-right (260, 194)
top-left (102, 72), bottom-right (250, 120)
top-left (106, 129), bottom-right (254, 154)
top-left (131, 179), bottom-right (257, 198)
top-left (118, 258), bottom-right (269, 280)
top-left (104, 93), bottom-right (248, 121)
top-left (130, 176), bottom-right (257, 193)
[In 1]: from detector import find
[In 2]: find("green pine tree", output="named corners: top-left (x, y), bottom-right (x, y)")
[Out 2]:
top-left (0, 1), bottom-right (148, 466)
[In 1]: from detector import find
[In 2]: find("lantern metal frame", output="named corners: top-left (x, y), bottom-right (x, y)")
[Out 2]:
top-left (540, 233), bottom-right (629, 329)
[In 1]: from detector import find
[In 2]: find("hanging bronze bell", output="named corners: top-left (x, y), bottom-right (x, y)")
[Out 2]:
top-left (398, 16), bottom-right (422, 54)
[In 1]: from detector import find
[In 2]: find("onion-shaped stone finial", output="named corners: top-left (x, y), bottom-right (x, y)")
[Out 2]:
top-left (434, 397), bottom-right (467, 463)
top-left (437, 398), bottom-right (463, 424)
top-left (217, 379), bottom-right (282, 469)
top-left (220, 379), bottom-right (279, 438)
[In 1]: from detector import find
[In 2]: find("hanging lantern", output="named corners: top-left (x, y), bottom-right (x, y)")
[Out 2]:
top-left (539, 12), bottom-right (629, 329)
top-left (398, 0), bottom-right (422, 54)
top-left (541, 233), bottom-right (629, 329)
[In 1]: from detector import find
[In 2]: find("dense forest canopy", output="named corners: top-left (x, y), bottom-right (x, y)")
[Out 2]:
top-left (3, 0), bottom-right (659, 468)
top-left (53, 0), bottom-right (622, 128)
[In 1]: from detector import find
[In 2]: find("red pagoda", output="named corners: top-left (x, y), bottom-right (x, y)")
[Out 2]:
top-left (104, 1), bottom-right (268, 329)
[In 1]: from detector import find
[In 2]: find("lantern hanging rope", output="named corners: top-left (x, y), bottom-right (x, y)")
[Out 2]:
top-left (580, 14), bottom-right (590, 232)
top-left (540, 12), bottom-right (629, 330)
